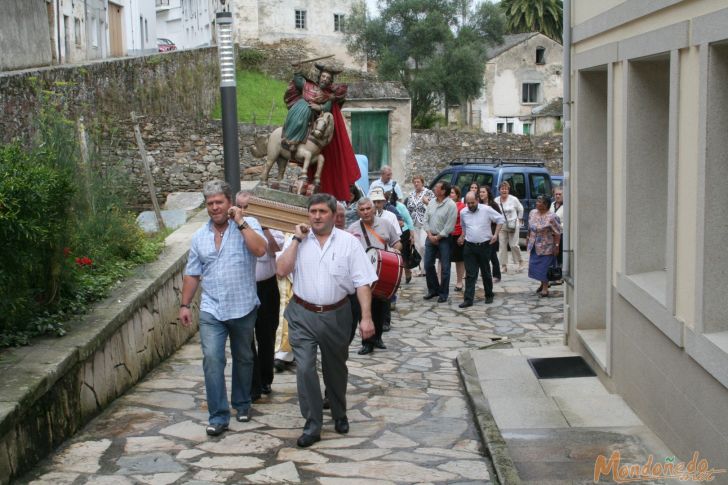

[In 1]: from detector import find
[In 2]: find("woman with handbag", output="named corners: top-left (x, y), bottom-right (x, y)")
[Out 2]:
top-left (527, 195), bottom-right (562, 297)
top-left (497, 181), bottom-right (525, 273)
top-left (405, 175), bottom-right (434, 277)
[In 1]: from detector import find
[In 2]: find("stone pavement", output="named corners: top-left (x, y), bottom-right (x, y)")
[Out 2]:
top-left (18, 262), bottom-right (564, 484)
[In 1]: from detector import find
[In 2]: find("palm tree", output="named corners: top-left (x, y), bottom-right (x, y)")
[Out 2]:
top-left (500, 0), bottom-right (563, 43)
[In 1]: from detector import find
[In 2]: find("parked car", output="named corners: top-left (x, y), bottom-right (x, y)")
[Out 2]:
top-left (429, 157), bottom-right (553, 240)
top-left (157, 38), bottom-right (177, 52)
top-left (551, 175), bottom-right (564, 191)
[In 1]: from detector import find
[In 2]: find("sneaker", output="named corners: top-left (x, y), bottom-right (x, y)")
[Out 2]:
top-left (206, 423), bottom-right (228, 436)
top-left (236, 409), bottom-right (251, 422)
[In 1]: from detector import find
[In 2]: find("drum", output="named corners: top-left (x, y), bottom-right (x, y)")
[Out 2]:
top-left (366, 247), bottom-right (404, 300)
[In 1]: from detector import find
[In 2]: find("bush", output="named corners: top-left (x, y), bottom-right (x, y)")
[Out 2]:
top-left (0, 97), bottom-right (166, 347)
top-left (238, 48), bottom-right (266, 70)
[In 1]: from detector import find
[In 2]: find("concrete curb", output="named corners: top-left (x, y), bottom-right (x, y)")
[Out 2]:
top-left (457, 350), bottom-right (523, 485)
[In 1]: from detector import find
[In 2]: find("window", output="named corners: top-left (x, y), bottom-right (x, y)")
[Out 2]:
top-left (496, 122), bottom-right (504, 133)
top-left (145, 19), bottom-right (149, 42)
top-left (536, 47), bottom-right (545, 64)
top-left (522, 83), bottom-right (540, 103)
top-left (295, 10), bottom-right (307, 29)
top-left (334, 13), bottom-right (345, 32)
top-left (523, 122), bottom-right (532, 135)
top-left (529, 174), bottom-right (551, 197)
top-left (502, 173), bottom-right (526, 199)
top-left (506, 122), bottom-right (514, 133)
top-left (74, 18), bottom-right (81, 46)
top-left (91, 17), bottom-right (98, 47)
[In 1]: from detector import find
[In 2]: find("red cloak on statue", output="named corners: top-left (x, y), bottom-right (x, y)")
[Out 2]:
top-left (308, 103), bottom-right (361, 201)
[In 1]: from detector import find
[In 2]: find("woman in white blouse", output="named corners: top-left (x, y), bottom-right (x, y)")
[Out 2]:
top-left (497, 181), bottom-right (525, 273)
top-left (405, 174), bottom-right (434, 277)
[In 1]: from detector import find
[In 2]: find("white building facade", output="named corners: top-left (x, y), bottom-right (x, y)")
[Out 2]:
top-left (473, 32), bottom-right (562, 135)
top-left (155, 0), bottom-right (216, 49)
top-left (566, 0), bottom-right (728, 465)
top-left (230, 0), bottom-right (365, 70)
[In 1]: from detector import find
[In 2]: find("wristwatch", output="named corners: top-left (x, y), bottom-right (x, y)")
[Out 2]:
top-left (237, 220), bottom-right (249, 231)
top-left (292, 235), bottom-right (303, 243)
top-left (180, 303), bottom-right (190, 309)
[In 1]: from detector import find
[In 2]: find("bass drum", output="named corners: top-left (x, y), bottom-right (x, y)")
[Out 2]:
top-left (366, 247), bottom-right (404, 300)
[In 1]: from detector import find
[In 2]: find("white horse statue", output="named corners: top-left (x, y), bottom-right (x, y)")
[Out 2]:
top-left (251, 112), bottom-right (335, 194)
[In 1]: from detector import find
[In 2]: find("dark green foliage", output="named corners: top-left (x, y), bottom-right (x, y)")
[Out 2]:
top-left (500, 0), bottom-right (563, 43)
top-left (0, 96), bottom-right (166, 347)
top-left (345, 0), bottom-right (505, 127)
top-left (238, 48), bottom-right (267, 70)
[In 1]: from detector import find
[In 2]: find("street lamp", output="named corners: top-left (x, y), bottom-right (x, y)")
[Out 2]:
top-left (216, 10), bottom-right (240, 194)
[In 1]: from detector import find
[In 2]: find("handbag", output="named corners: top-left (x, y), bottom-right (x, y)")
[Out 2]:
top-left (408, 247), bottom-right (422, 269)
top-left (547, 256), bottom-right (562, 281)
top-left (500, 202), bottom-right (517, 230)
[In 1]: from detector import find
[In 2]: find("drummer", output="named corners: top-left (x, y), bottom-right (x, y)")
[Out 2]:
top-left (347, 197), bottom-right (402, 355)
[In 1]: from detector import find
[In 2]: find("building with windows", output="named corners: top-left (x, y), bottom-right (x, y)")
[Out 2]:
top-left (471, 32), bottom-right (563, 135)
top-left (155, 0), bottom-right (216, 50)
top-left (231, 0), bottom-right (365, 70)
top-left (565, 0), bottom-right (728, 463)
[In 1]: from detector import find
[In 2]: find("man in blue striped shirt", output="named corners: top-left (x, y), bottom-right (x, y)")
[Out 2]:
top-left (179, 180), bottom-right (267, 436)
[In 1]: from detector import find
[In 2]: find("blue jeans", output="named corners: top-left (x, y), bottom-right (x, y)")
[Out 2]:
top-left (425, 236), bottom-right (452, 298)
top-left (199, 310), bottom-right (257, 425)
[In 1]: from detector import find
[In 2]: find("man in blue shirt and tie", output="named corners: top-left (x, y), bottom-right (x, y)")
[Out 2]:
top-left (179, 180), bottom-right (267, 436)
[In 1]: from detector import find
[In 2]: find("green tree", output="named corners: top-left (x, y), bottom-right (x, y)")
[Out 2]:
top-left (499, 0), bottom-right (563, 43)
top-left (346, 0), bottom-right (504, 127)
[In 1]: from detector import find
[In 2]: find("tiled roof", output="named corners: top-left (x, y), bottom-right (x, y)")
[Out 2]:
top-left (485, 32), bottom-right (540, 60)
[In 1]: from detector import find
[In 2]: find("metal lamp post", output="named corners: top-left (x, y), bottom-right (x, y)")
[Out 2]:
top-left (216, 11), bottom-right (240, 194)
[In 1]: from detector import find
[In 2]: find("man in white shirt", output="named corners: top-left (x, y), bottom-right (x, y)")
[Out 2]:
top-left (369, 187), bottom-right (402, 236)
top-left (236, 191), bottom-right (286, 399)
top-left (458, 192), bottom-right (505, 307)
top-left (368, 165), bottom-right (404, 201)
top-left (277, 193), bottom-right (377, 448)
top-left (347, 197), bottom-right (402, 355)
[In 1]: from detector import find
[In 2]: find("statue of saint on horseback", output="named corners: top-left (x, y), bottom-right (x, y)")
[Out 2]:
top-left (253, 57), bottom-right (361, 200)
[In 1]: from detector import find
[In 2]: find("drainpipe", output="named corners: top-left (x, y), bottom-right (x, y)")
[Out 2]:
top-left (562, 0), bottom-right (572, 342)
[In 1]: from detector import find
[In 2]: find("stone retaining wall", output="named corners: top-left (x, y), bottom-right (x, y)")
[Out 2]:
top-left (0, 212), bottom-right (207, 484)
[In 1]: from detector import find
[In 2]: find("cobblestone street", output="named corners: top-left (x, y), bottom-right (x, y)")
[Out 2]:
top-left (20, 262), bottom-right (564, 484)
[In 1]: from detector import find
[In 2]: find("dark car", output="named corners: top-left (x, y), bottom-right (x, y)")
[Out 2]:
top-left (429, 157), bottom-right (553, 240)
top-left (551, 175), bottom-right (564, 191)
top-left (157, 38), bottom-right (177, 52)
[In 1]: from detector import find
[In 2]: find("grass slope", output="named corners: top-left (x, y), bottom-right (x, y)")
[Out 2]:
top-left (212, 70), bottom-right (288, 126)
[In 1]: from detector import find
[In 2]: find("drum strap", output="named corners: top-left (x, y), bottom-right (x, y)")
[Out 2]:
top-left (360, 220), bottom-right (387, 249)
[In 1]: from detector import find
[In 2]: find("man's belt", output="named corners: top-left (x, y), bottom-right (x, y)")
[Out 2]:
top-left (293, 295), bottom-right (348, 313)
top-left (465, 240), bottom-right (490, 246)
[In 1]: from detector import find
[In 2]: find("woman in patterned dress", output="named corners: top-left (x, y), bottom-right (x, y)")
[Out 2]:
top-left (527, 195), bottom-right (561, 297)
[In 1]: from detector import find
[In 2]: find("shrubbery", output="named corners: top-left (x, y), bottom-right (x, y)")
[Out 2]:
top-left (0, 98), bottom-right (166, 347)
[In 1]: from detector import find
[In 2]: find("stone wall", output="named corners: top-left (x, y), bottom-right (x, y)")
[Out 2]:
top-left (0, 212), bottom-right (206, 484)
top-left (0, 47), bottom-right (219, 144)
top-left (407, 129), bottom-right (563, 185)
top-left (100, 120), bottom-right (561, 209)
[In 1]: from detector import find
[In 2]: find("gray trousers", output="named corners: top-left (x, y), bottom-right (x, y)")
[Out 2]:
top-left (284, 298), bottom-right (351, 436)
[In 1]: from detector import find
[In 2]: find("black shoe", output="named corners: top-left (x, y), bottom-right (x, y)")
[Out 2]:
top-left (323, 396), bottom-right (331, 409)
top-left (261, 384), bottom-right (272, 394)
top-left (458, 301), bottom-right (473, 308)
top-left (236, 409), bottom-right (251, 422)
top-left (252, 393), bottom-right (262, 403)
top-left (373, 340), bottom-right (387, 349)
top-left (485, 296), bottom-right (494, 304)
top-left (334, 417), bottom-right (349, 434)
top-left (437, 296), bottom-right (448, 303)
top-left (383, 323), bottom-right (391, 332)
top-left (206, 423), bottom-right (228, 436)
top-left (357, 344), bottom-right (374, 355)
top-left (274, 359), bottom-right (286, 372)
top-left (423, 293), bottom-right (438, 300)
top-left (297, 433), bottom-right (321, 448)
top-left (406, 275), bottom-right (412, 284)
top-left (454, 286), bottom-right (463, 292)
